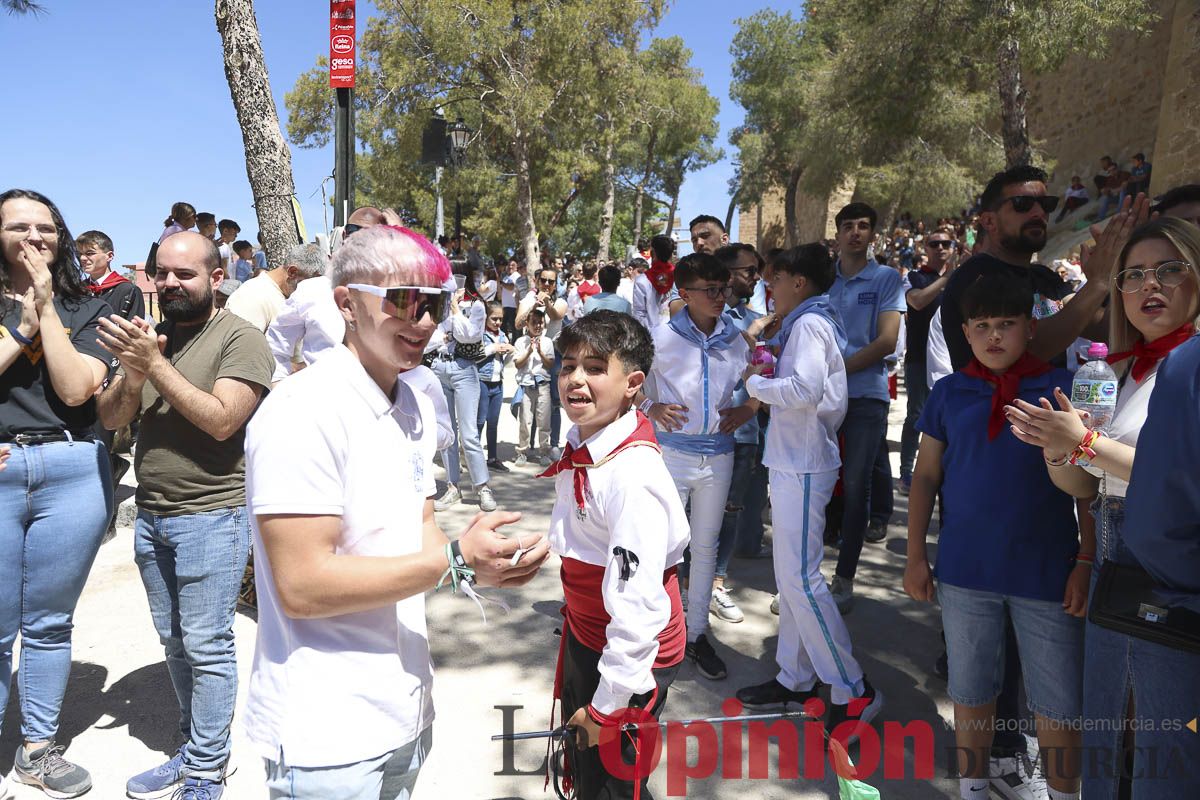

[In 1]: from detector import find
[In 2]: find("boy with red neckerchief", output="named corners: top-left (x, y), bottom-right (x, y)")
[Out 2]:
top-left (538, 310), bottom-right (689, 800)
top-left (632, 234), bottom-right (677, 333)
top-left (904, 271), bottom-right (1086, 800)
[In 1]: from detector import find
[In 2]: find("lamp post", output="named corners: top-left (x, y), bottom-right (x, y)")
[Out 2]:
top-left (447, 118), bottom-right (471, 255)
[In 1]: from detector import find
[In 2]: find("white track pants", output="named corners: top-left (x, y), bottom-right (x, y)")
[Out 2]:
top-left (770, 468), bottom-right (865, 705)
top-left (662, 447), bottom-right (734, 641)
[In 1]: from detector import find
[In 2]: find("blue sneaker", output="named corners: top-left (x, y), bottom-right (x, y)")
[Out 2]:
top-left (171, 778), bottom-right (223, 800)
top-left (126, 746), bottom-right (186, 799)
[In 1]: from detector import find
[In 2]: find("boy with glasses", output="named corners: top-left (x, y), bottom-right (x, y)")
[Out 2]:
top-left (639, 253), bottom-right (753, 681)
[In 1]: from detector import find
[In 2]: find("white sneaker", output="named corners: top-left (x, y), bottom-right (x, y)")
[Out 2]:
top-left (770, 594), bottom-right (780, 615)
top-left (434, 485), bottom-right (462, 511)
top-left (477, 486), bottom-right (498, 512)
top-left (830, 575), bottom-right (854, 613)
top-left (514, 452), bottom-right (528, 466)
top-left (989, 741), bottom-right (1048, 800)
top-left (709, 586), bottom-right (745, 623)
top-left (0, 772), bottom-right (13, 800)
top-left (680, 589), bottom-right (689, 615)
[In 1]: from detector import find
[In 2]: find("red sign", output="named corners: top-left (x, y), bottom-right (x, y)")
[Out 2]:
top-left (329, 0), bottom-right (356, 88)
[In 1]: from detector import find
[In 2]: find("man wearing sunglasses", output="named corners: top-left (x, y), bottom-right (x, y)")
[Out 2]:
top-left (941, 164), bottom-right (1119, 373)
top-left (898, 228), bottom-right (959, 493)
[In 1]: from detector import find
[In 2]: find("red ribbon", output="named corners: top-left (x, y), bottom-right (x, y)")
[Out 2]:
top-left (645, 259), bottom-right (674, 297)
top-left (1106, 324), bottom-right (1196, 383)
top-left (87, 272), bottom-right (130, 295)
top-left (961, 352), bottom-right (1052, 440)
top-left (537, 411), bottom-right (659, 513)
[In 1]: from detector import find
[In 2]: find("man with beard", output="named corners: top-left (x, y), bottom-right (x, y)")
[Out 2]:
top-left (938, 165), bottom-right (1120, 800)
top-left (96, 231), bottom-right (273, 800)
top-left (941, 165), bottom-right (1112, 371)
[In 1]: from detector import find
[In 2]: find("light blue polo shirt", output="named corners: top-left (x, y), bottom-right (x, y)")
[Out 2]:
top-left (828, 259), bottom-right (906, 401)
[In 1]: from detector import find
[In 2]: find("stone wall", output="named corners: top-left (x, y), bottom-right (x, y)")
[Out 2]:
top-left (739, 0), bottom-right (1200, 231)
top-left (737, 176), bottom-right (856, 251)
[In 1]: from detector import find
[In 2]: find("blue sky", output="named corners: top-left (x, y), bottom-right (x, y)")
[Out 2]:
top-left (0, 0), bottom-right (786, 266)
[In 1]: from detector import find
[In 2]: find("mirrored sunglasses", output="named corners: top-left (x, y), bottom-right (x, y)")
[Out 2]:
top-left (347, 283), bottom-right (450, 323)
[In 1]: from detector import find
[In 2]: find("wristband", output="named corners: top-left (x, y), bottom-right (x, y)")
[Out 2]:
top-left (1044, 452), bottom-right (1069, 467)
top-left (6, 325), bottom-right (34, 346)
top-left (1075, 552), bottom-right (1094, 568)
top-left (435, 540), bottom-right (476, 593)
top-left (638, 397), bottom-right (654, 414)
top-left (1068, 429), bottom-right (1102, 465)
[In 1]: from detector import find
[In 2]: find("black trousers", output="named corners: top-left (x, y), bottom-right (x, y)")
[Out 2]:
top-left (560, 630), bottom-right (680, 800)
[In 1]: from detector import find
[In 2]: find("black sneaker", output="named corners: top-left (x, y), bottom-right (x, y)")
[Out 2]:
top-left (13, 741), bottom-right (92, 798)
top-left (487, 459), bottom-right (510, 473)
top-left (736, 679), bottom-right (822, 708)
top-left (685, 634), bottom-right (727, 680)
top-left (826, 678), bottom-right (884, 746)
top-left (864, 520), bottom-right (888, 543)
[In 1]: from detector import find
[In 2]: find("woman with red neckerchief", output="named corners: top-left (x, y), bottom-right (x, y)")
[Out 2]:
top-left (1004, 216), bottom-right (1200, 800)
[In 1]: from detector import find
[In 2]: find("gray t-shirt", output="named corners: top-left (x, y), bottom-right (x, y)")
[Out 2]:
top-left (134, 310), bottom-right (273, 515)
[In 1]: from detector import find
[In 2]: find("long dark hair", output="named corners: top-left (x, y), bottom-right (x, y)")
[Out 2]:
top-left (0, 188), bottom-right (88, 307)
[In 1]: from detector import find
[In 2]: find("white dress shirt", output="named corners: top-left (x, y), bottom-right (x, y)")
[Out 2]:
top-left (266, 275), bottom-right (343, 382)
top-left (644, 313), bottom-right (751, 439)
top-left (243, 345), bottom-right (438, 767)
top-left (631, 273), bottom-right (670, 332)
top-left (746, 312), bottom-right (848, 473)
top-left (925, 305), bottom-right (953, 389)
top-left (547, 409), bottom-right (690, 714)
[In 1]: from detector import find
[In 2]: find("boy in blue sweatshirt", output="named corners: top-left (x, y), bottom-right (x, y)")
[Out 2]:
top-left (905, 271), bottom-right (1087, 800)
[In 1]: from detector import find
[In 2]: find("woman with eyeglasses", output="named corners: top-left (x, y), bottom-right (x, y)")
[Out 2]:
top-left (429, 264), bottom-right (497, 512)
top-left (1004, 217), bottom-right (1200, 800)
top-left (1, 189), bottom-right (114, 798)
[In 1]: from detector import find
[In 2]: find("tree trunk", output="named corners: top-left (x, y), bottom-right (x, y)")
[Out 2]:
top-left (512, 124), bottom-right (540, 272)
top-left (995, 1), bottom-right (1032, 167)
top-left (632, 128), bottom-right (657, 242)
top-left (783, 165), bottom-right (803, 247)
top-left (215, 0), bottom-right (298, 269)
top-left (596, 133), bottom-right (616, 263)
top-left (723, 186), bottom-right (738, 235)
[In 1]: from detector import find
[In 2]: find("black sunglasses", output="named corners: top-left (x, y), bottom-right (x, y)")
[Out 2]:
top-left (342, 223), bottom-right (365, 238)
top-left (998, 195), bottom-right (1059, 214)
top-left (927, 240), bottom-right (954, 249)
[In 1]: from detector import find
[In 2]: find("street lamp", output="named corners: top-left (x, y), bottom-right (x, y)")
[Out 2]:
top-left (446, 118), bottom-right (472, 254)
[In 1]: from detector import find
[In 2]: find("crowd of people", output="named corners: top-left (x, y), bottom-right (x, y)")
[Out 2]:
top-left (1, 167), bottom-right (1199, 800)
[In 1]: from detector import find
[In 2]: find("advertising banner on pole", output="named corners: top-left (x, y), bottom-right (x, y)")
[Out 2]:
top-left (329, 0), bottom-right (356, 88)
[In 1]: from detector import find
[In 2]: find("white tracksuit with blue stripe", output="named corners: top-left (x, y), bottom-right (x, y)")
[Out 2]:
top-left (745, 308), bottom-right (867, 705)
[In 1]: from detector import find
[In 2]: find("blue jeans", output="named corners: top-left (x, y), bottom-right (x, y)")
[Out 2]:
top-left (264, 727), bottom-right (432, 800)
top-left (900, 362), bottom-right (931, 481)
top-left (721, 442), bottom-right (770, 567)
top-left (134, 506), bottom-right (250, 779)
top-left (477, 380), bottom-right (503, 461)
top-left (0, 439), bottom-right (112, 742)
top-left (835, 398), bottom-right (889, 580)
top-left (1083, 496), bottom-right (1200, 799)
top-left (433, 357), bottom-right (490, 487)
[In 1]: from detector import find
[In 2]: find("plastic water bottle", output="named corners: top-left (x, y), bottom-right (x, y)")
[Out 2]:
top-left (1071, 343), bottom-right (1118, 433)
top-left (752, 342), bottom-right (776, 378)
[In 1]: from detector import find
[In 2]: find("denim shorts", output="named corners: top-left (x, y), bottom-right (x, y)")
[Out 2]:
top-left (938, 582), bottom-right (1083, 722)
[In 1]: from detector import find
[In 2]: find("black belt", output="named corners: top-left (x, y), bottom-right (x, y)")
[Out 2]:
top-left (1, 431), bottom-right (94, 446)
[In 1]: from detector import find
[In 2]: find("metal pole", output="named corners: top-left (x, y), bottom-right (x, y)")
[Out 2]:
top-left (454, 198), bottom-right (463, 251)
top-left (435, 166), bottom-right (445, 239)
top-left (334, 87), bottom-right (354, 227)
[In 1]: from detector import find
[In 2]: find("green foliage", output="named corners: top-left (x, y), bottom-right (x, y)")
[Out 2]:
top-left (731, 0), bottom-right (1155, 222)
top-left (285, 0), bottom-right (720, 255)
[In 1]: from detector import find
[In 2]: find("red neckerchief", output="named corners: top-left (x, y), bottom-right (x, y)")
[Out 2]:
top-left (645, 259), bottom-right (674, 297)
top-left (961, 352), bottom-right (1052, 440)
top-left (1106, 324), bottom-right (1195, 383)
top-left (88, 272), bottom-right (129, 295)
top-left (538, 411), bottom-right (660, 513)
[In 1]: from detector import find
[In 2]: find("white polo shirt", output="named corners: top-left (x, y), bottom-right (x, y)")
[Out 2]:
top-left (243, 345), bottom-right (439, 768)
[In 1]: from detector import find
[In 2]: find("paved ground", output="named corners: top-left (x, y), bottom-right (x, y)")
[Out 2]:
top-left (2, 367), bottom-right (976, 799)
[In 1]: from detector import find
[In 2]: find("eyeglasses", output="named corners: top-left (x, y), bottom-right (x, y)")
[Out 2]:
top-left (1114, 261), bottom-right (1193, 293)
top-left (927, 240), bottom-right (954, 249)
top-left (347, 283), bottom-right (450, 323)
top-left (997, 195), bottom-right (1060, 214)
top-left (342, 223), bottom-right (365, 238)
top-left (683, 284), bottom-right (734, 300)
